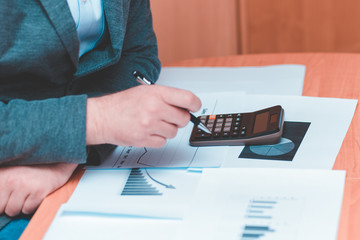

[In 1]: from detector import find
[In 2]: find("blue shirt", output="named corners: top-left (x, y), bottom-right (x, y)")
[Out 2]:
top-left (66, 0), bottom-right (105, 57)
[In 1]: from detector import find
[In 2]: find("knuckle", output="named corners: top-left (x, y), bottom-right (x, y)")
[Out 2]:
top-left (150, 138), bottom-right (167, 148)
top-left (23, 199), bottom-right (40, 215)
top-left (22, 205), bottom-right (34, 215)
top-left (169, 127), bottom-right (178, 139)
top-left (183, 92), bottom-right (201, 111)
top-left (140, 116), bottom-right (152, 128)
top-left (176, 113), bottom-right (190, 128)
top-left (182, 114), bottom-right (191, 127)
top-left (5, 206), bottom-right (20, 217)
top-left (5, 174), bottom-right (17, 187)
top-left (182, 91), bottom-right (195, 105)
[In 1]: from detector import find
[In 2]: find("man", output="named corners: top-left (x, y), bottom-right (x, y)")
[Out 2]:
top-left (0, 0), bottom-right (201, 237)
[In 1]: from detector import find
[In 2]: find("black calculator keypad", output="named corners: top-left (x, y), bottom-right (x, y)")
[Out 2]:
top-left (190, 105), bottom-right (284, 147)
top-left (194, 113), bottom-right (244, 140)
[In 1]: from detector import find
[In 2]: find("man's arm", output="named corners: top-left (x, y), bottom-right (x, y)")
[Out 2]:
top-left (0, 96), bottom-right (88, 166)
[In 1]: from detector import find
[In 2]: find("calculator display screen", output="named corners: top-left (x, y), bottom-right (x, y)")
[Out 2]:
top-left (253, 111), bottom-right (269, 134)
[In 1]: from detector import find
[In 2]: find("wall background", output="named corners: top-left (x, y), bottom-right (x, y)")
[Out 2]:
top-left (150, 0), bottom-right (360, 64)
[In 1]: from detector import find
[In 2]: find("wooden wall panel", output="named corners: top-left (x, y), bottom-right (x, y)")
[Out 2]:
top-left (150, 0), bottom-right (239, 64)
top-left (239, 0), bottom-right (360, 53)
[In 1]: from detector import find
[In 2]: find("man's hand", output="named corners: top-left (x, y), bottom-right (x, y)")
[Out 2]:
top-left (86, 85), bottom-right (202, 147)
top-left (0, 163), bottom-right (78, 217)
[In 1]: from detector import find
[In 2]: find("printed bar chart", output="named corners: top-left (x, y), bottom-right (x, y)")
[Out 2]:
top-left (121, 168), bottom-right (162, 196)
top-left (240, 197), bottom-right (300, 239)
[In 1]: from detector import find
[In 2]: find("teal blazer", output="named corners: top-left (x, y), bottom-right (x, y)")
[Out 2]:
top-left (0, 0), bottom-right (161, 165)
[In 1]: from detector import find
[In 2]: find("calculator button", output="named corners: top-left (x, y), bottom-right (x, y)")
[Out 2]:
top-left (200, 116), bottom-right (207, 121)
top-left (233, 126), bottom-right (239, 131)
top-left (241, 126), bottom-right (246, 130)
top-left (223, 132), bottom-right (230, 137)
top-left (240, 130), bottom-right (246, 136)
top-left (206, 123), bottom-right (214, 128)
top-left (223, 127), bottom-right (231, 132)
top-left (234, 122), bottom-right (240, 126)
top-left (209, 115), bottom-right (216, 120)
top-left (216, 118), bottom-right (224, 123)
top-left (208, 119), bottom-right (215, 124)
top-left (232, 131), bottom-right (239, 136)
top-left (213, 132), bottom-right (221, 138)
top-left (224, 122), bottom-right (232, 127)
top-left (225, 118), bottom-right (232, 123)
top-left (214, 127), bottom-right (222, 133)
top-left (215, 123), bottom-right (223, 128)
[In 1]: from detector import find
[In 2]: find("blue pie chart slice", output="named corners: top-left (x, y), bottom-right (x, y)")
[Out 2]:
top-left (249, 138), bottom-right (295, 156)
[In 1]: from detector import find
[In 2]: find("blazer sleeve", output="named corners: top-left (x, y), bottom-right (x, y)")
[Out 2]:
top-left (0, 95), bottom-right (88, 166)
top-left (0, 0), bottom-right (161, 166)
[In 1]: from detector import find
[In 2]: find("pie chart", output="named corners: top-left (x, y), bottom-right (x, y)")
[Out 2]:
top-left (249, 138), bottom-right (295, 156)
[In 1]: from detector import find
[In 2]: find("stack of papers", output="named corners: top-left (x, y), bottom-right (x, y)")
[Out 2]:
top-left (45, 168), bottom-right (345, 240)
top-left (44, 65), bottom-right (356, 240)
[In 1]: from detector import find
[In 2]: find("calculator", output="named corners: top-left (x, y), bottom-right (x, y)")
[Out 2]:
top-left (189, 105), bottom-right (284, 146)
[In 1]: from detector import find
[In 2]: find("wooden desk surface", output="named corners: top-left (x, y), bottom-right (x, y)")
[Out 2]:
top-left (20, 53), bottom-right (360, 240)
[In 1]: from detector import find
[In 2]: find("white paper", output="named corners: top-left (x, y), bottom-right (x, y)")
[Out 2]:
top-left (44, 205), bottom-right (182, 240)
top-left (179, 168), bottom-right (346, 240)
top-left (157, 65), bottom-right (305, 95)
top-left (45, 168), bottom-right (345, 240)
top-left (206, 93), bottom-right (357, 169)
top-left (65, 169), bottom-right (203, 218)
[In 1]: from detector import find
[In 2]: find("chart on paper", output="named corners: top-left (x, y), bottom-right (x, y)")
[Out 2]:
top-left (121, 168), bottom-right (168, 196)
top-left (181, 194), bottom-right (303, 240)
top-left (239, 196), bottom-right (302, 240)
top-left (240, 121), bottom-right (310, 161)
top-left (180, 168), bottom-right (346, 240)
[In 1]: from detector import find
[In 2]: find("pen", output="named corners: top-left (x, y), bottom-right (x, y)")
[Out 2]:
top-left (132, 70), bottom-right (212, 134)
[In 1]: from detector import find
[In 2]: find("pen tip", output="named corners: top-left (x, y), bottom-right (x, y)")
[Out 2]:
top-left (198, 122), bottom-right (212, 134)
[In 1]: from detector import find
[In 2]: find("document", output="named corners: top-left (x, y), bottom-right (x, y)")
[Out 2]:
top-left (44, 169), bottom-right (197, 240)
top-left (62, 169), bottom-right (203, 218)
top-left (157, 65), bottom-right (305, 95)
top-left (44, 207), bottom-right (182, 240)
top-left (44, 168), bottom-right (345, 240)
top-left (179, 168), bottom-right (346, 240)
top-left (214, 93), bottom-right (357, 169)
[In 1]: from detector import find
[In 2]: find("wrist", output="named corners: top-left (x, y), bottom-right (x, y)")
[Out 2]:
top-left (86, 97), bottom-right (105, 145)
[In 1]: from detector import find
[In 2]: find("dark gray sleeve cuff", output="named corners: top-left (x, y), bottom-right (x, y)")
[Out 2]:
top-left (0, 95), bottom-right (88, 166)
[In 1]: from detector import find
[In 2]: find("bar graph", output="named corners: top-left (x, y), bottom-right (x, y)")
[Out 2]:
top-left (240, 197), bottom-right (301, 240)
top-left (121, 168), bottom-right (162, 196)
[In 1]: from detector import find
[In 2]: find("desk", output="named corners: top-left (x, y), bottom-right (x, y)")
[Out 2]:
top-left (20, 53), bottom-right (360, 240)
